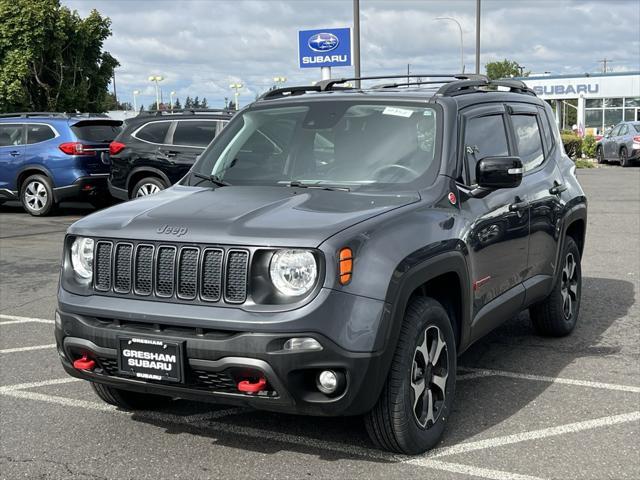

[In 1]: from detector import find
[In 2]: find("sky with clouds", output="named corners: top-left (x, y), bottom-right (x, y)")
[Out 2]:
top-left (63, 0), bottom-right (640, 109)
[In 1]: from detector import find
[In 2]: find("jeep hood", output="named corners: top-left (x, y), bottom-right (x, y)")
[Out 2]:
top-left (69, 185), bottom-right (420, 247)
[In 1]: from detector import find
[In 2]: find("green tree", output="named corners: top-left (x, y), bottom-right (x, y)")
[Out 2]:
top-left (485, 59), bottom-right (529, 80)
top-left (193, 96), bottom-right (200, 108)
top-left (200, 97), bottom-right (207, 108)
top-left (184, 96), bottom-right (193, 108)
top-left (0, 0), bottom-right (119, 113)
top-left (174, 97), bottom-right (182, 109)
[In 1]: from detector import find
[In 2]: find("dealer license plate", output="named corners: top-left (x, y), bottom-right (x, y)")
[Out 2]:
top-left (118, 337), bottom-right (183, 383)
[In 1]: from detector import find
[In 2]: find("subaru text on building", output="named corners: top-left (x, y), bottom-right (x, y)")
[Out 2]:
top-left (0, 113), bottom-right (122, 215)
top-left (56, 74), bottom-right (587, 454)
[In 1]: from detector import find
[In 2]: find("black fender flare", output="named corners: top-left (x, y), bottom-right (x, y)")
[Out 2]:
top-left (553, 200), bottom-right (587, 288)
top-left (126, 167), bottom-right (172, 194)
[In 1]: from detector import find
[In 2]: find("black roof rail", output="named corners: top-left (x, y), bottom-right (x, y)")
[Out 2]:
top-left (259, 85), bottom-right (323, 100)
top-left (436, 77), bottom-right (536, 96)
top-left (319, 73), bottom-right (487, 91)
top-left (0, 112), bottom-right (69, 118)
top-left (140, 108), bottom-right (233, 116)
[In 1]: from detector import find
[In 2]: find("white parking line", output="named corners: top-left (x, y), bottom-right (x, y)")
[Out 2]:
top-left (0, 344), bottom-right (56, 354)
top-left (459, 367), bottom-right (640, 394)
top-left (0, 314), bottom-right (54, 325)
top-left (0, 377), bottom-right (81, 393)
top-left (406, 460), bottom-right (544, 480)
top-left (426, 411), bottom-right (640, 458)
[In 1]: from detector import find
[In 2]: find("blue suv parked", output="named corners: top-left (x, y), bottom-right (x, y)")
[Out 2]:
top-left (0, 113), bottom-right (122, 216)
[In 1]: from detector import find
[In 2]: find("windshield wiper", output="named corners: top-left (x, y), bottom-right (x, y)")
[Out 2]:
top-left (286, 180), bottom-right (350, 192)
top-left (193, 172), bottom-right (231, 187)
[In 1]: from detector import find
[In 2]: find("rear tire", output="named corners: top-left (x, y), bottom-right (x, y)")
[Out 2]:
top-left (131, 177), bottom-right (167, 199)
top-left (619, 147), bottom-right (630, 167)
top-left (20, 174), bottom-right (56, 216)
top-left (530, 236), bottom-right (582, 337)
top-left (90, 382), bottom-right (172, 410)
top-left (364, 297), bottom-right (456, 454)
top-left (596, 146), bottom-right (605, 164)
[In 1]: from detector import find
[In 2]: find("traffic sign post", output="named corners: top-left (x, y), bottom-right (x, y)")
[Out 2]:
top-left (298, 28), bottom-right (352, 81)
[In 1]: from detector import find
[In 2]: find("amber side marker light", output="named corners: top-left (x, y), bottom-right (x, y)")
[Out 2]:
top-left (339, 248), bottom-right (353, 285)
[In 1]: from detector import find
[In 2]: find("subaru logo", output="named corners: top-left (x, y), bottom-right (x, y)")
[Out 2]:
top-left (308, 32), bottom-right (339, 52)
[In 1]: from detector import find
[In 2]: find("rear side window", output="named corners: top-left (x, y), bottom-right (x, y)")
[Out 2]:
top-left (172, 120), bottom-right (218, 148)
top-left (634, 124), bottom-right (640, 133)
top-left (26, 124), bottom-right (56, 144)
top-left (511, 115), bottom-right (544, 172)
top-left (464, 115), bottom-right (509, 184)
top-left (0, 124), bottom-right (24, 146)
top-left (134, 122), bottom-right (171, 144)
top-left (71, 122), bottom-right (122, 143)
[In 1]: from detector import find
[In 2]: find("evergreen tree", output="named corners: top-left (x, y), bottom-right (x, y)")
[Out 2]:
top-left (174, 98), bottom-right (182, 109)
top-left (201, 97), bottom-right (208, 108)
top-left (184, 96), bottom-right (193, 108)
top-left (193, 96), bottom-right (200, 108)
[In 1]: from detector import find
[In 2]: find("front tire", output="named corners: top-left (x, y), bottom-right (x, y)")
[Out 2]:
top-left (596, 146), bottom-right (605, 164)
top-left (90, 382), bottom-right (172, 410)
top-left (530, 236), bottom-right (582, 336)
top-left (20, 174), bottom-right (55, 216)
top-left (619, 147), bottom-right (630, 167)
top-left (365, 297), bottom-right (456, 454)
top-left (131, 177), bottom-right (167, 199)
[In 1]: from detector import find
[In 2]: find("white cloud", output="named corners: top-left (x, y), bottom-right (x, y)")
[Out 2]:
top-left (63, 0), bottom-right (640, 108)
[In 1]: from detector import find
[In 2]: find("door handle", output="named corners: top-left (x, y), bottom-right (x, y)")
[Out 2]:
top-left (549, 181), bottom-right (567, 195)
top-left (509, 197), bottom-right (529, 212)
top-left (159, 150), bottom-right (178, 158)
top-left (9, 150), bottom-right (21, 157)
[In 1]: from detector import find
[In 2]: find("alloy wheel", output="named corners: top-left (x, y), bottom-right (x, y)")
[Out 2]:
top-left (411, 325), bottom-right (449, 429)
top-left (135, 183), bottom-right (161, 197)
top-left (24, 181), bottom-right (48, 212)
top-left (560, 252), bottom-right (579, 319)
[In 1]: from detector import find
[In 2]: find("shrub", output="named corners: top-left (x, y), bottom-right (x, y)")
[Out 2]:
top-left (561, 134), bottom-right (582, 159)
top-left (582, 134), bottom-right (597, 158)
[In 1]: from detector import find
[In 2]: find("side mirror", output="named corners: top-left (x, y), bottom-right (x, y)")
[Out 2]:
top-left (476, 156), bottom-right (523, 189)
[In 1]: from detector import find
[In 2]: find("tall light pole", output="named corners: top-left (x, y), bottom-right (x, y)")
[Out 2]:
top-left (148, 75), bottom-right (164, 109)
top-left (170, 91), bottom-right (176, 111)
top-left (475, 0), bottom-right (481, 74)
top-left (132, 90), bottom-right (140, 112)
top-left (436, 17), bottom-right (464, 73)
top-left (353, 0), bottom-right (361, 87)
top-left (229, 83), bottom-right (243, 110)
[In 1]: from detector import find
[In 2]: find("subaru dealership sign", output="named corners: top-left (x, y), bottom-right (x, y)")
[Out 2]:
top-left (298, 28), bottom-right (351, 69)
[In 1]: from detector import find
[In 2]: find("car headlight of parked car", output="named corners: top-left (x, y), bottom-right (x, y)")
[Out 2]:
top-left (269, 249), bottom-right (317, 296)
top-left (71, 237), bottom-right (94, 279)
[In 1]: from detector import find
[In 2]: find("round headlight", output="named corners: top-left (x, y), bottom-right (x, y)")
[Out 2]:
top-left (269, 249), bottom-right (317, 296)
top-left (71, 237), bottom-right (94, 279)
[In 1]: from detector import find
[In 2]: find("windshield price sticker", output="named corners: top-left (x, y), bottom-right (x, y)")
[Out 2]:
top-left (382, 107), bottom-right (414, 118)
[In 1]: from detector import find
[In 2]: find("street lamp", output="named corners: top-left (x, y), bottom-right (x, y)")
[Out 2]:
top-left (148, 75), bottom-right (164, 110)
top-left (170, 91), bottom-right (176, 111)
top-left (132, 90), bottom-right (140, 112)
top-left (229, 83), bottom-right (243, 111)
top-left (436, 17), bottom-right (464, 73)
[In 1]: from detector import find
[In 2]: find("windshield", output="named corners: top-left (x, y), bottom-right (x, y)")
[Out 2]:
top-left (191, 101), bottom-right (439, 190)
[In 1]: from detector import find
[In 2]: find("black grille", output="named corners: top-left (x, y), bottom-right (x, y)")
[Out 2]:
top-left (92, 241), bottom-right (249, 305)
top-left (201, 248), bottom-right (223, 301)
top-left (191, 370), bottom-right (238, 392)
top-left (94, 242), bottom-right (112, 291)
top-left (225, 250), bottom-right (249, 303)
top-left (134, 245), bottom-right (154, 295)
top-left (114, 244), bottom-right (132, 293)
top-left (97, 357), bottom-right (118, 375)
top-left (156, 247), bottom-right (176, 297)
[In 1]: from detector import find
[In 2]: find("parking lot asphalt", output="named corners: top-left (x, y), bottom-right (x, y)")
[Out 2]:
top-left (0, 165), bottom-right (638, 480)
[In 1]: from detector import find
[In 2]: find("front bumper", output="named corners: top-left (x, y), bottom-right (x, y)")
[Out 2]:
top-left (55, 309), bottom-right (388, 416)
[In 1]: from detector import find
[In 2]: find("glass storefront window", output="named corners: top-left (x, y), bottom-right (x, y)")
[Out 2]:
top-left (585, 109), bottom-right (603, 128)
top-left (624, 109), bottom-right (638, 121)
top-left (585, 99), bottom-right (602, 108)
top-left (604, 98), bottom-right (624, 108)
top-left (624, 98), bottom-right (640, 108)
top-left (604, 108), bottom-right (623, 127)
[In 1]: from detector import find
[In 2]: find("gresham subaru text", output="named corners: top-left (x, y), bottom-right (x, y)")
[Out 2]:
top-left (55, 74), bottom-right (587, 454)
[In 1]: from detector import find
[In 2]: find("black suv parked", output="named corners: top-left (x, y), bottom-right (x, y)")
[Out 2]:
top-left (56, 74), bottom-right (587, 454)
top-left (108, 110), bottom-right (233, 200)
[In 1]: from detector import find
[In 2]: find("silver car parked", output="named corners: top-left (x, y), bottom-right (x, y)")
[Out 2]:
top-left (596, 121), bottom-right (640, 167)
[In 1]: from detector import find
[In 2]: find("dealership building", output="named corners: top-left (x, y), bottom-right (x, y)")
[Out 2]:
top-left (519, 71), bottom-right (640, 134)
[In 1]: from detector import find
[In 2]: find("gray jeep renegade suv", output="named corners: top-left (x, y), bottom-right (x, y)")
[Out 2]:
top-left (56, 74), bottom-right (587, 454)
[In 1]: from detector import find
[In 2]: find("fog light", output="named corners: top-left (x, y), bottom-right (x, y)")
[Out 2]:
top-left (317, 370), bottom-right (340, 394)
top-left (283, 337), bottom-right (322, 352)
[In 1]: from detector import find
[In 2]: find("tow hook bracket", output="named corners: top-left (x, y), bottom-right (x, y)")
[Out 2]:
top-left (73, 354), bottom-right (95, 371)
top-left (237, 377), bottom-right (267, 393)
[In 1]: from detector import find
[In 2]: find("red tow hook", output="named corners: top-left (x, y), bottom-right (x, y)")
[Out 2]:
top-left (73, 354), bottom-right (95, 371)
top-left (237, 377), bottom-right (267, 393)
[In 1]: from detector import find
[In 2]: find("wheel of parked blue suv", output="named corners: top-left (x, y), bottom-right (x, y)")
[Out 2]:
top-left (596, 146), bottom-right (605, 164)
top-left (20, 174), bottom-right (56, 216)
top-left (90, 382), bottom-right (173, 410)
top-left (365, 297), bottom-right (456, 454)
top-left (530, 236), bottom-right (582, 336)
top-left (132, 177), bottom-right (167, 199)
top-left (619, 147), bottom-right (630, 167)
